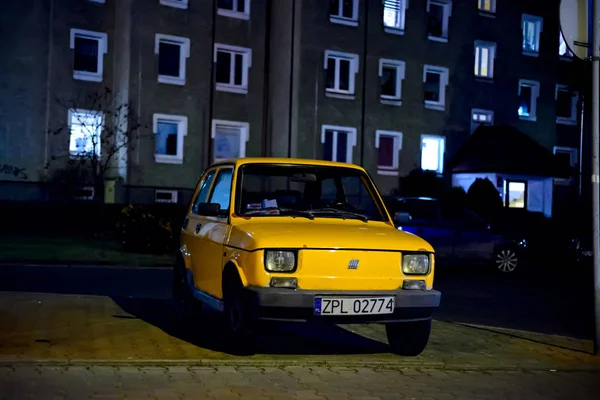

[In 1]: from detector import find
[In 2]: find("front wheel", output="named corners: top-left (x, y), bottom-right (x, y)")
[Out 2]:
top-left (223, 278), bottom-right (257, 355)
top-left (494, 247), bottom-right (520, 273)
top-left (385, 319), bottom-right (431, 356)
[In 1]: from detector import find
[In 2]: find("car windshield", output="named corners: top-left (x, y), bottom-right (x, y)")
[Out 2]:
top-left (235, 164), bottom-right (387, 222)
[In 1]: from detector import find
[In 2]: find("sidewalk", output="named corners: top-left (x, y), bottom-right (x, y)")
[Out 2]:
top-left (0, 291), bottom-right (598, 371)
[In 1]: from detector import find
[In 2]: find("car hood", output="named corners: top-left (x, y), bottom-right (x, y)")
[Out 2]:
top-left (228, 219), bottom-right (434, 252)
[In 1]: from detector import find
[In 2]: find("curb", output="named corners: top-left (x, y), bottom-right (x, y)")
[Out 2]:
top-left (0, 263), bottom-right (171, 270)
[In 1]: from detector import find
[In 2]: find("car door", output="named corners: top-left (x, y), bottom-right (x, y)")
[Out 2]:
top-left (446, 208), bottom-right (496, 262)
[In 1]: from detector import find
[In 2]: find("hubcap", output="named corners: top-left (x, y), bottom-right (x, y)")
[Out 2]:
top-left (496, 249), bottom-right (518, 272)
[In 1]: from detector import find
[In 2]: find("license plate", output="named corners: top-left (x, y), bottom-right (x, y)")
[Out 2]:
top-left (313, 297), bottom-right (395, 316)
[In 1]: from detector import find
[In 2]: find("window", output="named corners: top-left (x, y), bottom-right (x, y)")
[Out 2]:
top-left (214, 44), bottom-right (252, 94)
top-left (324, 51), bottom-right (359, 97)
top-left (556, 84), bottom-right (578, 125)
top-left (474, 40), bottom-right (496, 79)
top-left (471, 109), bottom-right (494, 133)
top-left (423, 65), bottom-right (449, 111)
top-left (155, 34), bottom-right (191, 86)
top-left (153, 114), bottom-right (188, 164)
top-left (74, 187), bottom-right (95, 201)
top-left (427, 0), bottom-right (452, 42)
top-left (211, 120), bottom-right (250, 161)
top-left (504, 181), bottom-right (526, 209)
top-left (522, 14), bottom-right (543, 56)
top-left (553, 146), bottom-right (578, 184)
top-left (155, 190), bottom-right (178, 204)
top-left (209, 168), bottom-right (234, 212)
top-left (478, 0), bottom-right (495, 14)
top-left (383, 0), bottom-right (408, 35)
top-left (421, 135), bottom-right (445, 174)
top-left (217, 0), bottom-right (250, 19)
top-left (559, 31), bottom-right (574, 58)
top-left (375, 130), bottom-right (403, 175)
top-left (379, 59), bottom-right (405, 104)
top-left (518, 79), bottom-right (540, 121)
top-left (321, 125), bottom-right (357, 163)
top-left (329, 0), bottom-right (359, 27)
top-left (192, 170), bottom-right (217, 213)
top-left (69, 29), bottom-right (107, 82)
top-left (160, 0), bottom-right (188, 9)
top-left (68, 109), bottom-right (104, 157)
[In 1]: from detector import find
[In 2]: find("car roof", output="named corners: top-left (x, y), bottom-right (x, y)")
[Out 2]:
top-left (211, 157), bottom-right (368, 172)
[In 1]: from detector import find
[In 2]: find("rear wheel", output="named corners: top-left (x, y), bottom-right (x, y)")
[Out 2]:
top-left (494, 247), bottom-right (519, 273)
top-left (385, 319), bottom-right (431, 356)
top-left (223, 275), bottom-right (257, 355)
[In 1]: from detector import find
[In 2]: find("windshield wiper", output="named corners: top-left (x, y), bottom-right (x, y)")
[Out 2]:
top-left (242, 208), bottom-right (315, 220)
top-left (311, 208), bottom-right (369, 222)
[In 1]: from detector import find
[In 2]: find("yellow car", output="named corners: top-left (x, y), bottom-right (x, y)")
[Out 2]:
top-left (173, 158), bottom-right (441, 356)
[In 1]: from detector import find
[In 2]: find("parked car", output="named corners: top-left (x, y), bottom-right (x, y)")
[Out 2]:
top-left (383, 196), bottom-right (527, 273)
top-left (173, 158), bottom-right (441, 356)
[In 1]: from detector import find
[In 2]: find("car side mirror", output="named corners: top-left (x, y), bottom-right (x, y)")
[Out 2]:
top-left (196, 203), bottom-right (221, 216)
top-left (394, 211), bottom-right (412, 224)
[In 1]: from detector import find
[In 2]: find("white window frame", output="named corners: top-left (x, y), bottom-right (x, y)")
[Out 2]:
top-left (471, 109), bottom-right (494, 134)
top-left (69, 29), bottom-right (108, 82)
top-left (477, 0), bottom-right (496, 14)
top-left (155, 189), bottom-right (179, 204)
top-left (378, 58), bottom-right (405, 105)
top-left (211, 119), bottom-right (250, 162)
top-left (329, 0), bottom-right (359, 27)
top-left (375, 130), bottom-right (403, 175)
top-left (522, 14), bottom-right (543, 57)
top-left (217, 0), bottom-right (251, 20)
top-left (426, 0), bottom-right (452, 43)
top-left (88, 0), bottom-right (105, 3)
top-left (153, 114), bottom-right (188, 164)
top-left (420, 134), bottom-right (446, 175)
top-left (154, 34), bottom-right (191, 86)
top-left (423, 65), bottom-right (449, 111)
top-left (160, 0), bottom-right (188, 10)
top-left (321, 125), bottom-right (358, 164)
top-left (74, 186), bottom-right (95, 201)
top-left (383, 0), bottom-right (409, 35)
top-left (324, 50), bottom-right (360, 97)
top-left (553, 146), bottom-right (578, 185)
top-left (555, 84), bottom-right (579, 126)
top-left (518, 79), bottom-right (540, 122)
top-left (68, 109), bottom-right (104, 157)
top-left (474, 40), bottom-right (496, 79)
top-left (214, 44), bottom-right (253, 94)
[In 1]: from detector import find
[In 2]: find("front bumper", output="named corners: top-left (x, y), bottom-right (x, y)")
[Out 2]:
top-left (240, 287), bottom-right (441, 323)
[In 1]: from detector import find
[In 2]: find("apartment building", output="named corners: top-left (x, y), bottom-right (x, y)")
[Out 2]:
top-left (0, 0), bottom-right (586, 214)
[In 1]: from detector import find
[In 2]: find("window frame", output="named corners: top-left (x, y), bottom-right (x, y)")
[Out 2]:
top-left (207, 167), bottom-right (235, 215)
top-left (375, 130), bottom-right (403, 175)
top-left (324, 50), bottom-right (360, 97)
top-left (160, 0), bottom-right (188, 10)
top-left (68, 109), bottom-right (105, 158)
top-left (155, 189), bottom-right (179, 204)
top-left (321, 125), bottom-right (358, 163)
top-left (329, 0), bottom-right (359, 27)
top-left (426, 0), bottom-right (452, 43)
top-left (423, 65), bottom-right (449, 111)
top-left (504, 180), bottom-right (527, 209)
top-left (217, 0), bottom-right (251, 20)
top-left (477, 0), bottom-right (496, 15)
top-left (555, 84), bottom-right (579, 126)
top-left (378, 58), bottom-right (406, 105)
top-left (420, 134), bottom-right (446, 175)
top-left (74, 186), bottom-right (95, 201)
top-left (191, 168), bottom-right (218, 215)
top-left (154, 34), bottom-right (191, 86)
top-left (521, 14), bottom-right (543, 57)
top-left (383, 0), bottom-right (409, 35)
top-left (211, 119), bottom-right (250, 162)
top-left (214, 43), bottom-right (253, 94)
top-left (88, 0), bottom-right (105, 3)
top-left (518, 79), bottom-right (540, 122)
top-left (69, 29), bottom-right (108, 82)
top-left (474, 40), bottom-right (496, 79)
top-left (471, 108), bottom-right (494, 134)
top-left (153, 113), bottom-right (188, 164)
top-left (553, 146), bottom-right (578, 185)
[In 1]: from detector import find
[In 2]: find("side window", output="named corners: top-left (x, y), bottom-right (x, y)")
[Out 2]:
top-left (209, 168), bottom-right (234, 211)
top-left (192, 170), bottom-right (216, 214)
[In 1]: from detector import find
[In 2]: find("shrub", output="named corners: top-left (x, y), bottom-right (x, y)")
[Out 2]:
top-left (117, 205), bottom-right (179, 254)
top-left (466, 178), bottom-right (503, 222)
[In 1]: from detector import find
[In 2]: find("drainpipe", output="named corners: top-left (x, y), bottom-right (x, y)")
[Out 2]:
top-left (287, 0), bottom-right (296, 158)
top-left (359, 0), bottom-right (369, 166)
top-left (262, 0), bottom-right (272, 157)
top-left (205, 0), bottom-right (217, 168)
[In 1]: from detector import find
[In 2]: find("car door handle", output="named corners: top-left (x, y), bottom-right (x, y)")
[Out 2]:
top-left (195, 223), bottom-right (202, 234)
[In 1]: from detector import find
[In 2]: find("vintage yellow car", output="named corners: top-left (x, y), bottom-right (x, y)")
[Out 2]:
top-left (173, 158), bottom-right (441, 356)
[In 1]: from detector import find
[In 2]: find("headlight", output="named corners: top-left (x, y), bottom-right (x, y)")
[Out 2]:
top-left (402, 254), bottom-right (430, 275)
top-left (264, 250), bottom-right (296, 272)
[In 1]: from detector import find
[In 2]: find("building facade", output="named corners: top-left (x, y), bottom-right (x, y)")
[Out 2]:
top-left (0, 0), bottom-right (587, 215)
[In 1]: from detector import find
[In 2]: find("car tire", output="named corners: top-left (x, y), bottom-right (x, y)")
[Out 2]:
top-left (385, 319), bottom-right (431, 356)
top-left (172, 261), bottom-right (199, 323)
top-left (223, 276), bottom-right (257, 355)
top-left (493, 246), bottom-right (520, 273)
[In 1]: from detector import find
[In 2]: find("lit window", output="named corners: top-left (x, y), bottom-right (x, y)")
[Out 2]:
top-left (217, 0), bottom-right (250, 20)
top-left (423, 65), bottom-right (449, 111)
top-left (556, 85), bottom-right (579, 126)
top-left (427, 0), bottom-right (452, 42)
top-left (68, 110), bottom-right (104, 157)
top-left (160, 0), bottom-right (188, 9)
top-left (522, 14), bottom-right (543, 56)
top-left (379, 58), bottom-right (405, 104)
top-left (478, 0), bottom-right (495, 13)
top-left (559, 31), bottom-right (574, 58)
top-left (504, 181), bottom-right (526, 208)
top-left (211, 120), bottom-right (250, 161)
top-left (329, 0), bottom-right (359, 27)
top-left (214, 44), bottom-right (252, 94)
top-left (154, 34), bottom-right (191, 86)
top-left (518, 79), bottom-right (540, 121)
top-left (383, 0), bottom-right (408, 35)
top-left (153, 114), bottom-right (188, 164)
top-left (69, 29), bottom-right (108, 82)
top-left (321, 125), bottom-right (357, 163)
top-left (471, 109), bottom-right (494, 133)
top-left (325, 50), bottom-right (359, 96)
top-left (155, 190), bottom-right (179, 204)
top-left (421, 135), bottom-right (445, 174)
top-left (376, 130), bottom-right (403, 175)
top-left (474, 40), bottom-right (496, 79)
